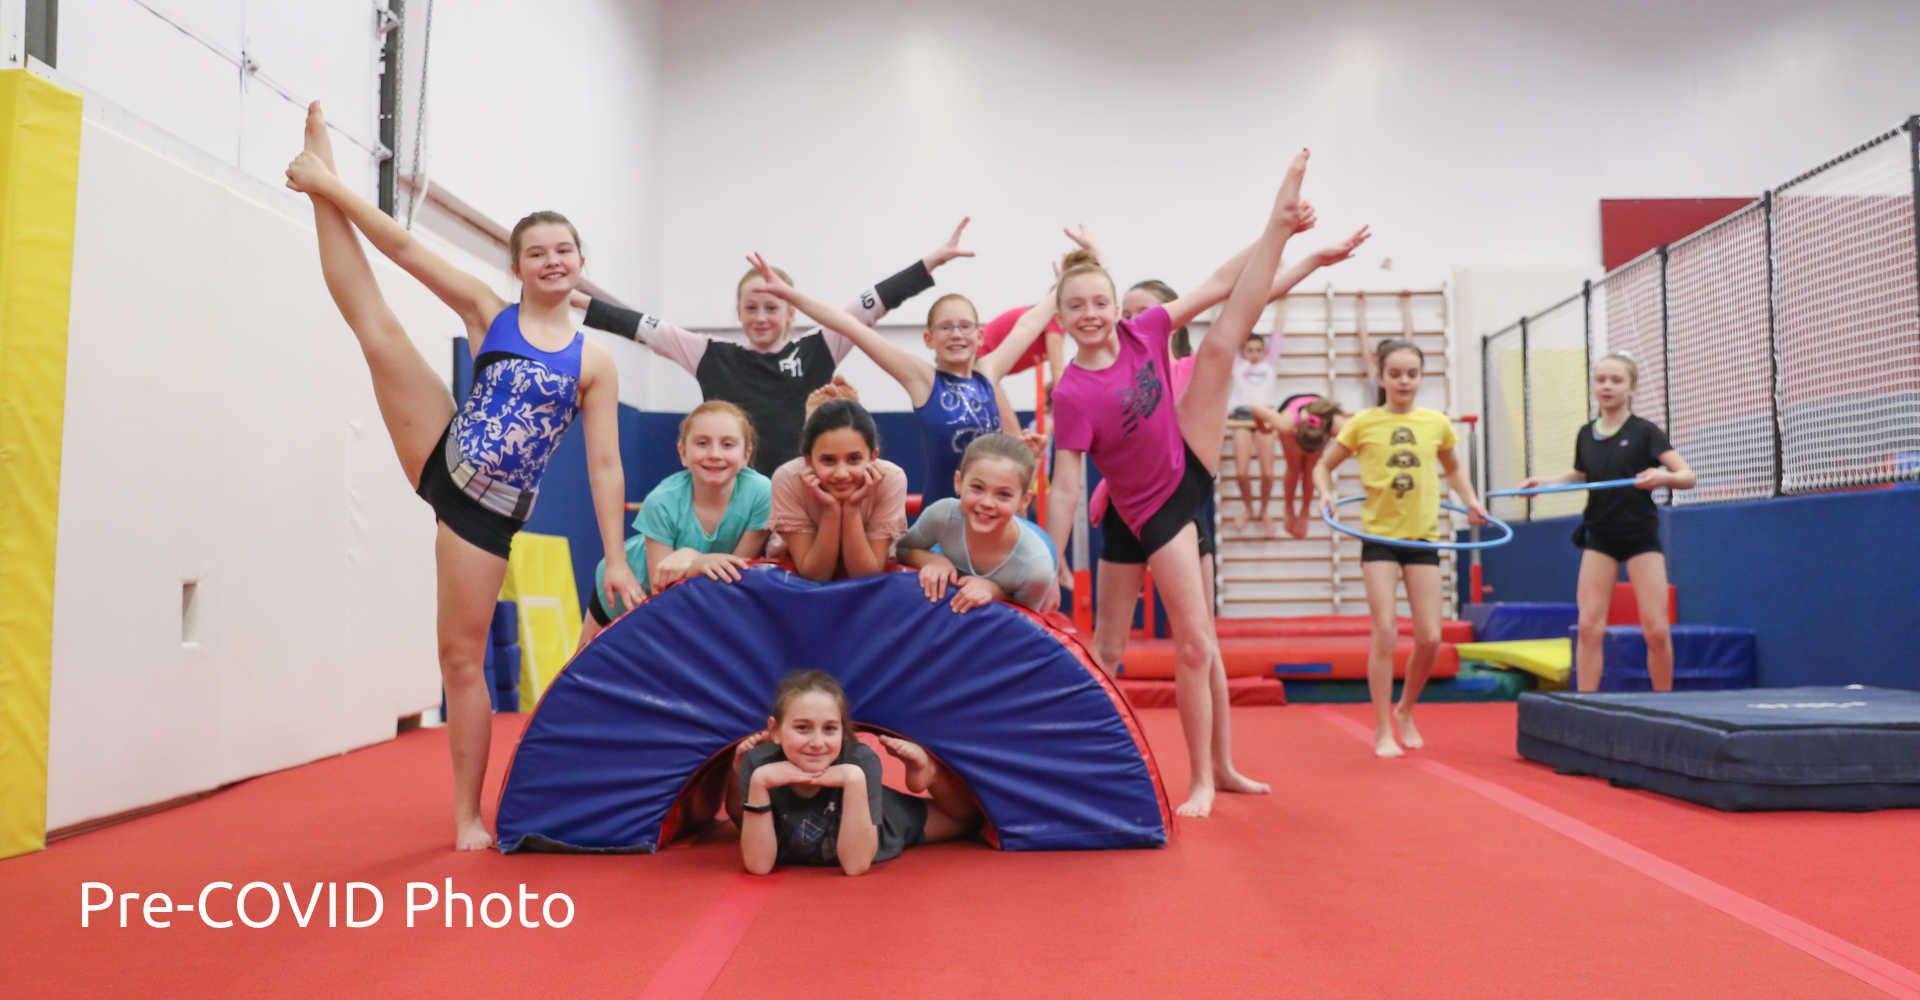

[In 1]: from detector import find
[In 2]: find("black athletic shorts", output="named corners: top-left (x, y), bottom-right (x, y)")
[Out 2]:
top-left (1098, 446), bottom-right (1214, 564)
top-left (1360, 540), bottom-right (1441, 567)
top-left (416, 422), bottom-right (523, 559)
top-left (1573, 521), bottom-right (1662, 563)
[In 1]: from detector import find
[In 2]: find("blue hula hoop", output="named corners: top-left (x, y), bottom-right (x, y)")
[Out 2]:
top-left (1321, 496), bottom-right (1513, 550)
top-left (1485, 477), bottom-right (1640, 499)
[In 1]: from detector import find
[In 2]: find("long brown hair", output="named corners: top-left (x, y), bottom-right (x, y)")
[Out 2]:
top-left (770, 669), bottom-right (857, 764)
top-left (1293, 398), bottom-right (1345, 453)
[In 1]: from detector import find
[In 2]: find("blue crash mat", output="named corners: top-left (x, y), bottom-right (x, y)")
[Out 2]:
top-left (1517, 685), bottom-right (1920, 811)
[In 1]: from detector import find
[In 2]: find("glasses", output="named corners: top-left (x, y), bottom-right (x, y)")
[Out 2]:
top-left (932, 321), bottom-right (979, 335)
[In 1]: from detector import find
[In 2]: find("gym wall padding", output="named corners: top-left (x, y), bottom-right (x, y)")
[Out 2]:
top-left (0, 71), bottom-right (81, 859)
top-left (1469, 488), bottom-right (1920, 689)
top-left (45, 101), bottom-right (455, 830)
top-left (497, 567), bottom-right (1170, 853)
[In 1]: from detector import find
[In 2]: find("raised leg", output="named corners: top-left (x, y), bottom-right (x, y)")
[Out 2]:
top-left (302, 102), bottom-right (453, 484)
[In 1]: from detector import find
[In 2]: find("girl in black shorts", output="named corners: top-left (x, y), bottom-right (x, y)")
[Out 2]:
top-left (1517, 352), bottom-right (1694, 692)
top-left (730, 671), bottom-right (978, 875)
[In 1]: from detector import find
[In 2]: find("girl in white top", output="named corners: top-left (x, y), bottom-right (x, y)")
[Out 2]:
top-left (1226, 332), bottom-right (1284, 532)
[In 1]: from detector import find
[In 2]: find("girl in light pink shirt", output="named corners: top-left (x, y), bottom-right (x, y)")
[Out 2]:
top-left (1044, 151), bottom-right (1369, 818)
top-left (768, 398), bottom-right (909, 582)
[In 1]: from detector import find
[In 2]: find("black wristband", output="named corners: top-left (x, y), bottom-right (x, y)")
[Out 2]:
top-left (742, 801), bottom-right (773, 814)
top-left (872, 259), bottom-right (935, 312)
top-left (582, 297), bottom-right (647, 341)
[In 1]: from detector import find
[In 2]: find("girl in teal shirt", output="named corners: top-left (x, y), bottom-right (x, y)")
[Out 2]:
top-left (579, 401), bottom-right (772, 647)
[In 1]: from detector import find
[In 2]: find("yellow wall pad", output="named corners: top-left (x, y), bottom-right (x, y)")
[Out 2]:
top-left (497, 533), bottom-right (582, 710)
top-left (0, 71), bottom-right (82, 860)
top-left (1457, 638), bottom-right (1573, 689)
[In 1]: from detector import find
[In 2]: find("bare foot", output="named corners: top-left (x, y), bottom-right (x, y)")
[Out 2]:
top-left (454, 817), bottom-right (494, 851)
top-left (879, 735), bottom-right (935, 793)
top-left (1229, 509), bottom-right (1247, 533)
top-left (1264, 513), bottom-right (1283, 537)
top-left (1214, 768), bottom-right (1271, 795)
top-left (303, 101), bottom-right (339, 173)
top-left (1175, 783), bottom-right (1216, 818)
top-left (1393, 708), bottom-right (1424, 749)
top-left (1373, 729), bottom-right (1405, 758)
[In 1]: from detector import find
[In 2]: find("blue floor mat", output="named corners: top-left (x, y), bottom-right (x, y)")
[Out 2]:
top-left (1516, 685), bottom-right (1920, 811)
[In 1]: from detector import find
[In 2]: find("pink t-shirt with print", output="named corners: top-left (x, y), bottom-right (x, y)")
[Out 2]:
top-left (1051, 305), bottom-right (1187, 533)
top-left (764, 456), bottom-right (910, 559)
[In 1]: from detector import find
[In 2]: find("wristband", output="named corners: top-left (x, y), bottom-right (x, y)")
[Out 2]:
top-left (742, 801), bottom-right (772, 814)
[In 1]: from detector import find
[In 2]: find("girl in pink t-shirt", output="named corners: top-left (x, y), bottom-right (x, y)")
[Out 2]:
top-left (1044, 150), bottom-right (1370, 818)
top-left (769, 399), bottom-right (909, 582)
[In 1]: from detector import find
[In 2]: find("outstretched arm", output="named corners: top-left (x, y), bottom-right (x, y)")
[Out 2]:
top-left (578, 346), bottom-right (645, 610)
top-left (287, 149), bottom-right (505, 340)
top-left (977, 295), bottom-right (1058, 384)
top-left (745, 253), bottom-right (935, 404)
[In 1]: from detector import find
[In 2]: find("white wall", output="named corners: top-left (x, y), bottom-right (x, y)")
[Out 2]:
top-left (46, 106), bottom-right (461, 828)
top-left (654, 0), bottom-right (1920, 335)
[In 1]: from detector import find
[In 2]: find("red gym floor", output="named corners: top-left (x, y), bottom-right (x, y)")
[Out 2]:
top-left (7, 704), bottom-right (1918, 998)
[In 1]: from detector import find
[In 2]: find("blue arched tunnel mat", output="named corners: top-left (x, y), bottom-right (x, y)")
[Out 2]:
top-left (496, 567), bottom-right (1170, 852)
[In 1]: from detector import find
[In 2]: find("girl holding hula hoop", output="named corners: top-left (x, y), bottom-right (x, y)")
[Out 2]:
top-left (1515, 351), bottom-right (1693, 692)
top-left (1313, 337), bottom-right (1488, 758)
top-left (287, 104), bottom-right (642, 849)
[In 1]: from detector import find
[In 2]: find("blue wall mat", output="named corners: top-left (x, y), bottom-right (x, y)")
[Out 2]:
top-left (1466, 489), bottom-right (1920, 689)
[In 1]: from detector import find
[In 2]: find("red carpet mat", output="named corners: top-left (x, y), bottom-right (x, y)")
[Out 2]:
top-left (5, 707), bottom-right (1915, 997)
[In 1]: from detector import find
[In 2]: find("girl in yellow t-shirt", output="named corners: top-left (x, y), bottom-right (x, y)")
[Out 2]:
top-left (1312, 338), bottom-right (1489, 758)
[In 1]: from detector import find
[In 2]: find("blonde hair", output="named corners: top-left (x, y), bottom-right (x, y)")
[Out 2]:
top-left (679, 400), bottom-right (756, 461)
top-left (926, 293), bottom-right (978, 329)
top-left (1054, 248), bottom-right (1115, 312)
top-left (736, 265), bottom-right (794, 300)
top-left (958, 433), bottom-right (1037, 488)
top-left (1596, 351), bottom-right (1639, 388)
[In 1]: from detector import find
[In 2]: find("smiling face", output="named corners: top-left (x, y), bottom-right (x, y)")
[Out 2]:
top-left (923, 296), bottom-right (982, 370)
top-left (1592, 357), bottom-right (1636, 412)
top-left (736, 285), bottom-right (794, 351)
top-left (512, 221), bottom-right (583, 299)
top-left (678, 410), bottom-right (751, 488)
top-left (807, 427), bottom-right (875, 499)
top-left (1058, 272), bottom-right (1119, 348)
top-left (1380, 347), bottom-right (1423, 407)
top-left (769, 690), bottom-right (846, 774)
top-left (955, 454), bottom-right (1030, 538)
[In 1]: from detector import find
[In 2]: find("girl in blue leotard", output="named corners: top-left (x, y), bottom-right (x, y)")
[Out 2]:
top-left (286, 103), bottom-right (642, 851)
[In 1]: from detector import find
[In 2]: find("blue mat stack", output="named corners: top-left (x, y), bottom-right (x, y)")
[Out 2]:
top-left (1518, 686), bottom-right (1920, 810)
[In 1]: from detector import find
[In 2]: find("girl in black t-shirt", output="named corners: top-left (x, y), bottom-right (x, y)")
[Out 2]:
top-left (1516, 352), bottom-right (1694, 692)
top-left (729, 671), bottom-right (979, 875)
